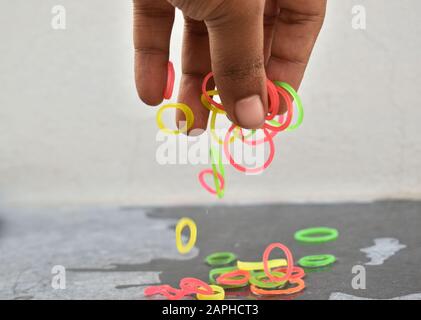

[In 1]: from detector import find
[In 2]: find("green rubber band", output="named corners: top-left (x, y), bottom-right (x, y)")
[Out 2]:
top-left (294, 227), bottom-right (339, 244)
top-left (249, 271), bottom-right (287, 289)
top-left (274, 81), bottom-right (304, 131)
top-left (205, 252), bottom-right (237, 267)
top-left (298, 254), bottom-right (336, 268)
top-left (210, 146), bottom-right (225, 199)
top-left (209, 266), bottom-right (248, 289)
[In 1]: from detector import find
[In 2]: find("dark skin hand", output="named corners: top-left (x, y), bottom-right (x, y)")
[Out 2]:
top-left (134, 0), bottom-right (327, 132)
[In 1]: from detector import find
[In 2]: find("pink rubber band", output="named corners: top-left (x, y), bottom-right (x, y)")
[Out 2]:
top-left (144, 285), bottom-right (185, 300)
top-left (202, 72), bottom-right (225, 112)
top-left (164, 61), bottom-right (175, 100)
top-left (224, 125), bottom-right (275, 174)
top-left (273, 266), bottom-right (305, 280)
top-left (266, 80), bottom-right (279, 121)
top-left (216, 270), bottom-right (250, 286)
top-left (263, 243), bottom-right (294, 283)
top-left (179, 277), bottom-right (213, 295)
top-left (198, 169), bottom-right (225, 194)
top-left (264, 86), bottom-right (294, 132)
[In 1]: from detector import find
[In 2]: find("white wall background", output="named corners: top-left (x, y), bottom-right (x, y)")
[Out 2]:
top-left (0, 0), bottom-right (420, 207)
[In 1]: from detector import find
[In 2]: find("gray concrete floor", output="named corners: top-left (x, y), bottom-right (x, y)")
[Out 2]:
top-left (0, 200), bottom-right (420, 300)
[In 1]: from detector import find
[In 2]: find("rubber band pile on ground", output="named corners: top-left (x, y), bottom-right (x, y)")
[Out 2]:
top-left (155, 61), bottom-right (304, 198)
top-left (144, 218), bottom-right (339, 300)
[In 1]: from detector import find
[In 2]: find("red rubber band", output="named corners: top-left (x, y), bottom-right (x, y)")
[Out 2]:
top-left (202, 72), bottom-right (225, 112)
top-left (224, 125), bottom-right (275, 174)
top-left (163, 61), bottom-right (175, 100)
top-left (250, 278), bottom-right (305, 296)
top-left (273, 266), bottom-right (305, 280)
top-left (198, 169), bottom-right (225, 194)
top-left (263, 243), bottom-right (294, 283)
top-left (266, 80), bottom-right (279, 120)
top-left (264, 86), bottom-right (294, 132)
top-left (144, 285), bottom-right (185, 300)
top-left (216, 270), bottom-right (250, 286)
top-left (179, 277), bottom-right (213, 295)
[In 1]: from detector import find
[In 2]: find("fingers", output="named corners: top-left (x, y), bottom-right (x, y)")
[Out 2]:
top-left (176, 17), bottom-right (212, 134)
top-left (263, 0), bottom-right (280, 65)
top-left (205, 0), bottom-right (267, 129)
top-left (267, 0), bottom-right (326, 98)
top-left (133, 0), bottom-right (175, 106)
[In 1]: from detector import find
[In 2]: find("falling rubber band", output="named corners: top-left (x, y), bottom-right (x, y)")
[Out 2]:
top-left (210, 146), bottom-right (225, 198)
top-left (216, 270), bottom-right (250, 286)
top-left (274, 81), bottom-right (304, 131)
top-left (250, 278), bottom-right (305, 296)
top-left (294, 227), bottom-right (339, 244)
top-left (198, 169), bottom-right (225, 195)
top-left (210, 110), bottom-right (236, 145)
top-left (263, 243), bottom-right (294, 283)
top-left (196, 285), bottom-right (225, 300)
top-left (298, 254), bottom-right (336, 268)
top-left (164, 61), bottom-right (175, 100)
top-left (156, 103), bottom-right (194, 135)
top-left (224, 125), bottom-right (275, 174)
top-left (175, 217), bottom-right (197, 254)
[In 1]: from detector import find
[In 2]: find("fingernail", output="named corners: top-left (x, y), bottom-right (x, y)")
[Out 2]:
top-left (234, 95), bottom-right (265, 129)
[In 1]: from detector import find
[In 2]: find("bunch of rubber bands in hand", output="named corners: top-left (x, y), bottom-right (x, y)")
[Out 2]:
top-left (144, 242), bottom-right (306, 300)
top-left (156, 62), bottom-right (304, 199)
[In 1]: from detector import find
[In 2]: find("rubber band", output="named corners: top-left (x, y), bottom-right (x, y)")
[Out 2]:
top-left (144, 285), bottom-right (185, 300)
top-left (209, 266), bottom-right (248, 289)
top-left (249, 271), bottom-right (287, 289)
top-left (196, 285), bottom-right (225, 300)
top-left (298, 254), bottom-right (336, 268)
top-left (264, 85), bottom-right (294, 132)
top-left (224, 125), bottom-right (275, 174)
top-left (210, 146), bottom-right (225, 199)
top-left (156, 103), bottom-right (194, 135)
top-left (205, 252), bottom-right (237, 267)
top-left (250, 278), bottom-right (305, 296)
top-left (201, 89), bottom-right (226, 114)
top-left (294, 227), bottom-right (339, 244)
top-left (198, 169), bottom-right (225, 195)
top-left (265, 80), bottom-right (279, 121)
top-left (237, 259), bottom-right (286, 271)
top-left (216, 270), bottom-right (250, 286)
top-left (210, 110), bottom-right (236, 145)
top-left (274, 81), bottom-right (304, 131)
top-left (263, 243), bottom-right (294, 283)
top-left (163, 61), bottom-right (175, 100)
top-left (202, 72), bottom-right (225, 112)
top-left (179, 277), bottom-right (213, 295)
top-left (175, 217), bottom-right (197, 254)
top-left (273, 266), bottom-right (306, 280)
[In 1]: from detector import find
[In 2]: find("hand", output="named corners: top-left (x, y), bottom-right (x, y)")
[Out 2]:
top-left (133, 0), bottom-right (326, 131)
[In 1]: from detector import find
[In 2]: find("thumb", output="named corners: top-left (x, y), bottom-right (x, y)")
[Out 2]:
top-left (205, 0), bottom-right (267, 129)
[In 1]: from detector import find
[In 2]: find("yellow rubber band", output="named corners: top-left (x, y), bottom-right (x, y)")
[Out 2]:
top-left (175, 217), bottom-right (197, 254)
top-left (200, 90), bottom-right (226, 115)
top-left (237, 259), bottom-right (287, 271)
top-left (156, 103), bottom-right (194, 135)
top-left (196, 285), bottom-right (225, 300)
top-left (210, 111), bottom-right (237, 145)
